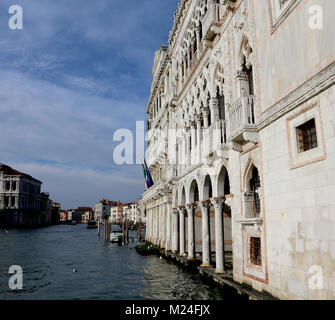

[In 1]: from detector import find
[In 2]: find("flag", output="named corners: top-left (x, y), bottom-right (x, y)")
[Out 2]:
top-left (144, 160), bottom-right (154, 189)
top-left (141, 163), bottom-right (149, 189)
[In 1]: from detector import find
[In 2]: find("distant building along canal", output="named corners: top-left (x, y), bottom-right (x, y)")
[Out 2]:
top-left (0, 163), bottom-right (60, 228)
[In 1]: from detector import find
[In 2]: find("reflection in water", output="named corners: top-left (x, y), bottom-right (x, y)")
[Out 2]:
top-left (0, 225), bottom-right (229, 300)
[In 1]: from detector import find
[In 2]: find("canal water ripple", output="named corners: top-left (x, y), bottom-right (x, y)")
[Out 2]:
top-left (0, 225), bottom-right (229, 300)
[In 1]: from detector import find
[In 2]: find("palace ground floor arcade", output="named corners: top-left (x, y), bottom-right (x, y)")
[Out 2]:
top-left (144, 163), bottom-right (235, 274)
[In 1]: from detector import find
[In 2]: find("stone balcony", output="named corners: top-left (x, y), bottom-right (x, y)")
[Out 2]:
top-left (228, 95), bottom-right (258, 145)
top-left (201, 2), bottom-right (221, 42)
top-left (142, 179), bottom-right (168, 203)
top-left (201, 119), bottom-right (229, 163)
top-left (146, 138), bottom-right (168, 168)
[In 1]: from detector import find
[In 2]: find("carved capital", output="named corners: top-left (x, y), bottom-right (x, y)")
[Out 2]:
top-left (198, 201), bottom-right (210, 212)
top-left (178, 206), bottom-right (186, 215)
top-left (172, 208), bottom-right (179, 215)
top-left (210, 197), bottom-right (225, 210)
top-left (186, 203), bottom-right (197, 212)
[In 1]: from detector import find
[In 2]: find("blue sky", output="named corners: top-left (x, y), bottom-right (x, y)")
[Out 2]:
top-left (0, 0), bottom-right (179, 209)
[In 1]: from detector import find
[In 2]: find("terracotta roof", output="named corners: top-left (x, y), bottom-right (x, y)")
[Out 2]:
top-left (0, 163), bottom-right (42, 184)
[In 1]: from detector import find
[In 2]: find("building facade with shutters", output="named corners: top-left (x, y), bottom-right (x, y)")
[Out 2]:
top-left (142, 0), bottom-right (335, 299)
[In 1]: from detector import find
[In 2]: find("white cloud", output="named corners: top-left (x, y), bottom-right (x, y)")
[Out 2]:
top-left (10, 162), bottom-right (144, 209)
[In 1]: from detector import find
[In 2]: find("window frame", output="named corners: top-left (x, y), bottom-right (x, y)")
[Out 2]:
top-left (286, 101), bottom-right (326, 170)
top-left (268, 0), bottom-right (302, 34)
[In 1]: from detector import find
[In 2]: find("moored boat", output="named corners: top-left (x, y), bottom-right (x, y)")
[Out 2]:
top-left (110, 225), bottom-right (123, 244)
top-left (87, 220), bottom-right (97, 229)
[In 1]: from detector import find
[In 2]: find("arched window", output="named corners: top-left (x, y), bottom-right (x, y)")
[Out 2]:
top-left (240, 39), bottom-right (254, 96)
top-left (245, 164), bottom-right (261, 217)
top-left (217, 86), bottom-right (225, 120)
top-left (245, 65), bottom-right (254, 95)
top-left (207, 94), bottom-right (211, 127)
top-left (224, 172), bottom-right (230, 195)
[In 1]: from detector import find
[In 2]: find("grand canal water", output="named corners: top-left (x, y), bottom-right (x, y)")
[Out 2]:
top-left (0, 224), bottom-right (230, 300)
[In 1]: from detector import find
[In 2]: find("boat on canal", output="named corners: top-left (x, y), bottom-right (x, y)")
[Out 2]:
top-left (87, 220), bottom-right (97, 229)
top-left (110, 225), bottom-right (123, 244)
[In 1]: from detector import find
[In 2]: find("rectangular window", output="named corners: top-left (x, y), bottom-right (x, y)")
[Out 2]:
top-left (296, 118), bottom-right (318, 153)
top-left (269, 0), bottom-right (301, 33)
top-left (250, 237), bottom-right (262, 266)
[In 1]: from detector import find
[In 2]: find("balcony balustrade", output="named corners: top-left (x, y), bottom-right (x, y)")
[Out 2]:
top-left (228, 95), bottom-right (258, 145)
top-left (147, 138), bottom-right (168, 168)
top-left (201, 119), bottom-right (229, 161)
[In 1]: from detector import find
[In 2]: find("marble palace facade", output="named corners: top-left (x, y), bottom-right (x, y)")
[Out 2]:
top-left (141, 0), bottom-right (335, 300)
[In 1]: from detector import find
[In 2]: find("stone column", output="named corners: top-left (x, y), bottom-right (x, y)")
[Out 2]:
top-left (151, 207), bottom-right (154, 244)
top-left (186, 127), bottom-right (191, 166)
top-left (159, 204), bottom-right (162, 247)
top-left (191, 121), bottom-right (196, 164)
top-left (172, 209), bottom-right (179, 253)
top-left (199, 201), bottom-right (212, 267)
top-left (166, 203), bottom-right (171, 251)
top-left (155, 206), bottom-right (159, 245)
top-left (151, 208), bottom-right (154, 243)
top-left (196, 114), bottom-right (202, 165)
top-left (179, 207), bottom-right (186, 256)
top-left (203, 108), bottom-right (209, 129)
top-left (186, 204), bottom-right (196, 260)
top-left (211, 198), bottom-right (226, 273)
top-left (162, 203), bottom-right (166, 249)
top-left (169, 204), bottom-right (173, 251)
top-left (159, 205), bottom-right (162, 247)
top-left (147, 208), bottom-right (151, 242)
top-left (210, 98), bottom-right (219, 124)
top-left (191, 39), bottom-right (195, 60)
top-left (187, 48), bottom-right (191, 74)
top-left (145, 208), bottom-right (151, 241)
top-left (195, 27), bottom-right (201, 59)
top-left (236, 70), bottom-right (250, 97)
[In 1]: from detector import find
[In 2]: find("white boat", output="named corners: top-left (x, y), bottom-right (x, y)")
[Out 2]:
top-left (110, 225), bottom-right (123, 244)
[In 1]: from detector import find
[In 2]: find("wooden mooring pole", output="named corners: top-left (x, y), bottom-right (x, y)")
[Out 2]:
top-left (122, 220), bottom-right (125, 245)
top-left (97, 218), bottom-right (100, 237)
top-left (104, 219), bottom-right (110, 244)
top-left (126, 219), bottom-right (129, 245)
